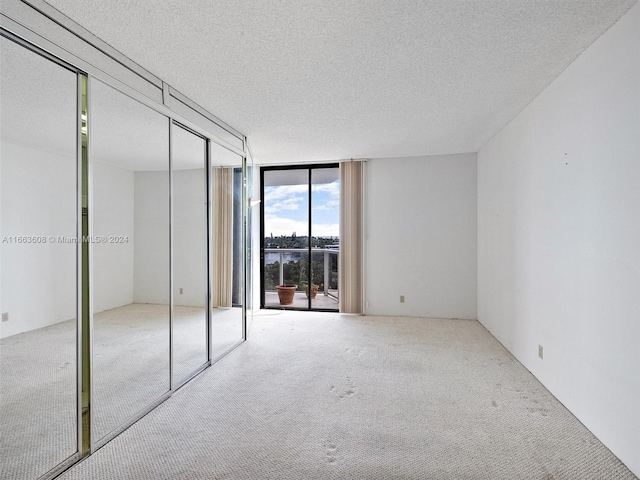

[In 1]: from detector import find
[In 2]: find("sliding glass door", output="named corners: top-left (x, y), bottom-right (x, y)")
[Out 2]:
top-left (311, 168), bottom-right (340, 309)
top-left (261, 165), bottom-right (339, 311)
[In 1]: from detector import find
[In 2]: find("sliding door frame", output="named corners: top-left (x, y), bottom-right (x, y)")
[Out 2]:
top-left (260, 163), bottom-right (339, 312)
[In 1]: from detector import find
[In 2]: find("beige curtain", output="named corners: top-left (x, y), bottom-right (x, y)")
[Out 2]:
top-left (212, 167), bottom-right (234, 307)
top-left (339, 160), bottom-right (366, 314)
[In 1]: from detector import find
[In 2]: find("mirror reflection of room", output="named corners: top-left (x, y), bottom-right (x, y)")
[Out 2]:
top-left (211, 143), bottom-right (245, 359)
top-left (171, 124), bottom-right (208, 384)
top-left (1, 25), bottom-right (248, 480)
top-left (0, 36), bottom-right (79, 479)
top-left (90, 79), bottom-right (171, 442)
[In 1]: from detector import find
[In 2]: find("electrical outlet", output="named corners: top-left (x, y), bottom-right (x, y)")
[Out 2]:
top-left (538, 345), bottom-right (544, 359)
top-left (400, 295), bottom-right (405, 303)
top-left (179, 288), bottom-right (184, 294)
top-left (2, 312), bottom-right (8, 322)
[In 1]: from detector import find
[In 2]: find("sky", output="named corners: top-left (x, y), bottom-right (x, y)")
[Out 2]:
top-left (264, 180), bottom-right (339, 237)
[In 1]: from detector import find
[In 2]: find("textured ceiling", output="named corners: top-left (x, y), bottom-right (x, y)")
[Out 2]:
top-left (28, 0), bottom-right (640, 163)
top-left (1, 35), bottom-right (77, 157)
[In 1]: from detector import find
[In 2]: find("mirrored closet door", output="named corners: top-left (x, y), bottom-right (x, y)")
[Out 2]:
top-left (210, 144), bottom-right (245, 358)
top-left (0, 28), bottom-right (247, 480)
top-left (172, 123), bottom-right (209, 385)
top-left (91, 79), bottom-right (171, 443)
top-left (0, 36), bottom-right (79, 479)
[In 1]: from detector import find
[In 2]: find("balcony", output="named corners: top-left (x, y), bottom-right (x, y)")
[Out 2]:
top-left (263, 247), bottom-right (339, 310)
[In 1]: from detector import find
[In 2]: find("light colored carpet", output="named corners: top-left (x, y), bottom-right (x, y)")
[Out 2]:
top-left (57, 311), bottom-right (637, 480)
top-left (0, 303), bottom-right (243, 480)
top-left (1, 317), bottom-right (78, 480)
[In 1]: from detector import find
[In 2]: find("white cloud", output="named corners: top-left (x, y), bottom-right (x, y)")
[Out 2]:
top-left (265, 181), bottom-right (338, 200)
top-left (312, 182), bottom-right (339, 197)
top-left (264, 184), bottom-right (308, 201)
top-left (313, 223), bottom-right (339, 237)
top-left (265, 215), bottom-right (339, 237)
top-left (263, 181), bottom-right (339, 236)
top-left (314, 199), bottom-right (340, 211)
top-left (265, 195), bottom-right (305, 213)
top-left (264, 185), bottom-right (308, 214)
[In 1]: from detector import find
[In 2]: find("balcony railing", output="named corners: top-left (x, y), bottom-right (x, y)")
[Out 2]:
top-left (264, 247), bottom-right (339, 299)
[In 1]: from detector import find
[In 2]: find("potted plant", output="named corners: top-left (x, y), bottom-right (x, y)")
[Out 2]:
top-left (276, 284), bottom-right (297, 305)
top-left (300, 259), bottom-right (319, 299)
top-left (305, 283), bottom-right (319, 299)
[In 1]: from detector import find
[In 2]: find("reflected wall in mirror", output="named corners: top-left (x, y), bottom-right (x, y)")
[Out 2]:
top-left (0, 37), bottom-right (78, 478)
top-left (172, 124), bottom-right (208, 383)
top-left (91, 79), bottom-right (170, 442)
top-left (211, 143), bottom-right (244, 358)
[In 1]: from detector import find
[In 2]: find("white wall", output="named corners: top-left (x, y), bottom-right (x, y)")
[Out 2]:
top-left (92, 161), bottom-right (135, 313)
top-left (0, 146), bottom-right (158, 337)
top-left (133, 171), bottom-right (170, 305)
top-left (0, 141), bottom-right (2, 335)
top-left (478, 3), bottom-right (640, 475)
top-left (0, 142), bottom-right (76, 338)
top-left (134, 168), bottom-right (244, 309)
top-left (366, 153), bottom-right (477, 319)
top-left (1, 148), bottom-right (207, 335)
top-left (129, 168), bottom-right (231, 309)
top-left (173, 168), bottom-right (207, 307)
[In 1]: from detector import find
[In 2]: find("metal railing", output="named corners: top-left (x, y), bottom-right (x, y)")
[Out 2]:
top-left (264, 247), bottom-right (339, 299)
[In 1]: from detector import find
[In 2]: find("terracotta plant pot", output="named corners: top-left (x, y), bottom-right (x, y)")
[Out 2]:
top-left (305, 284), bottom-right (319, 299)
top-left (276, 284), bottom-right (297, 305)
